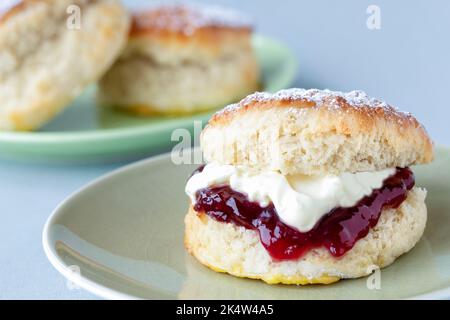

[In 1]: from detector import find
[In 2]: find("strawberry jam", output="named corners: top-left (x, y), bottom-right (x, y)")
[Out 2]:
top-left (192, 167), bottom-right (414, 260)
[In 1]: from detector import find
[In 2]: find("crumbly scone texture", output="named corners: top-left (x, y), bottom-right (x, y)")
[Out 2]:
top-left (201, 89), bottom-right (434, 175)
top-left (184, 187), bottom-right (427, 285)
top-left (97, 47), bottom-right (259, 114)
top-left (98, 4), bottom-right (259, 114)
top-left (0, 0), bottom-right (130, 130)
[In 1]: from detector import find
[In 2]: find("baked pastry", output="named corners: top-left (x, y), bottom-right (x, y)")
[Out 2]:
top-left (97, 4), bottom-right (260, 115)
top-left (184, 88), bottom-right (434, 285)
top-left (0, 0), bottom-right (130, 131)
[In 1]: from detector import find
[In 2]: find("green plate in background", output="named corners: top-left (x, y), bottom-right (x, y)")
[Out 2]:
top-left (0, 35), bottom-right (297, 163)
top-left (43, 147), bottom-right (450, 299)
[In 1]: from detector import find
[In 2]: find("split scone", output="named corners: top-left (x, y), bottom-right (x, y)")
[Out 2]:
top-left (0, 0), bottom-right (130, 131)
top-left (98, 4), bottom-right (260, 115)
top-left (184, 88), bottom-right (434, 285)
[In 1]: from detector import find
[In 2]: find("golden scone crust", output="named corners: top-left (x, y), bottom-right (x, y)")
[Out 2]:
top-left (0, 0), bottom-right (130, 130)
top-left (185, 187), bottom-right (427, 285)
top-left (128, 4), bottom-right (253, 63)
top-left (98, 4), bottom-right (259, 114)
top-left (201, 89), bottom-right (434, 175)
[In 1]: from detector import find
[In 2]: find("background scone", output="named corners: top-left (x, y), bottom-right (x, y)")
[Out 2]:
top-left (0, 0), bottom-right (130, 131)
top-left (98, 4), bottom-right (260, 115)
top-left (185, 88), bottom-right (434, 285)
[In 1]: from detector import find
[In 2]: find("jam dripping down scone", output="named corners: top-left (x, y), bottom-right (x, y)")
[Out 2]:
top-left (184, 88), bottom-right (434, 285)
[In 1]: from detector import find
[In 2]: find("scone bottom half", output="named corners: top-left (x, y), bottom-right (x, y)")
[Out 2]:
top-left (184, 88), bottom-right (433, 285)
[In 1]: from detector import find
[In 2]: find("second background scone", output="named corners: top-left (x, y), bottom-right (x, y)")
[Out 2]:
top-left (97, 4), bottom-right (260, 115)
top-left (0, 0), bottom-right (130, 131)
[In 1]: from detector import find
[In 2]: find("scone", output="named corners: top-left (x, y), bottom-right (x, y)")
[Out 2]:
top-left (184, 88), bottom-right (434, 285)
top-left (97, 4), bottom-right (260, 115)
top-left (0, 0), bottom-right (130, 131)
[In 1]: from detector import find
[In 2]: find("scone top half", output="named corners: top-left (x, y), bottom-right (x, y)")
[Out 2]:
top-left (201, 88), bottom-right (434, 176)
top-left (125, 4), bottom-right (254, 65)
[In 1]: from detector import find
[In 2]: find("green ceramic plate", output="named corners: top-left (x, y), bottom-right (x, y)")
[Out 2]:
top-left (43, 147), bottom-right (450, 299)
top-left (0, 35), bottom-right (297, 163)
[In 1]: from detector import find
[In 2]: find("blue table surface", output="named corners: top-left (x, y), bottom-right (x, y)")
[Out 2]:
top-left (1, 0), bottom-right (449, 299)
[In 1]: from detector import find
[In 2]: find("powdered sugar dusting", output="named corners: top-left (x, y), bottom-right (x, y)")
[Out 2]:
top-left (215, 88), bottom-right (413, 122)
top-left (132, 3), bottom-right (252, 36)
top-left (242, 88), bottom-right (390, 108)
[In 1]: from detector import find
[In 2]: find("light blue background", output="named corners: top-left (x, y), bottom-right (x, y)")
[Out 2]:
top-left (1, 0), bottom-right (449, 299)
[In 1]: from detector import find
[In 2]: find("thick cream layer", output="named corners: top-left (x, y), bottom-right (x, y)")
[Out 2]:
top-left (185, 163), bottom-right (395, 232)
